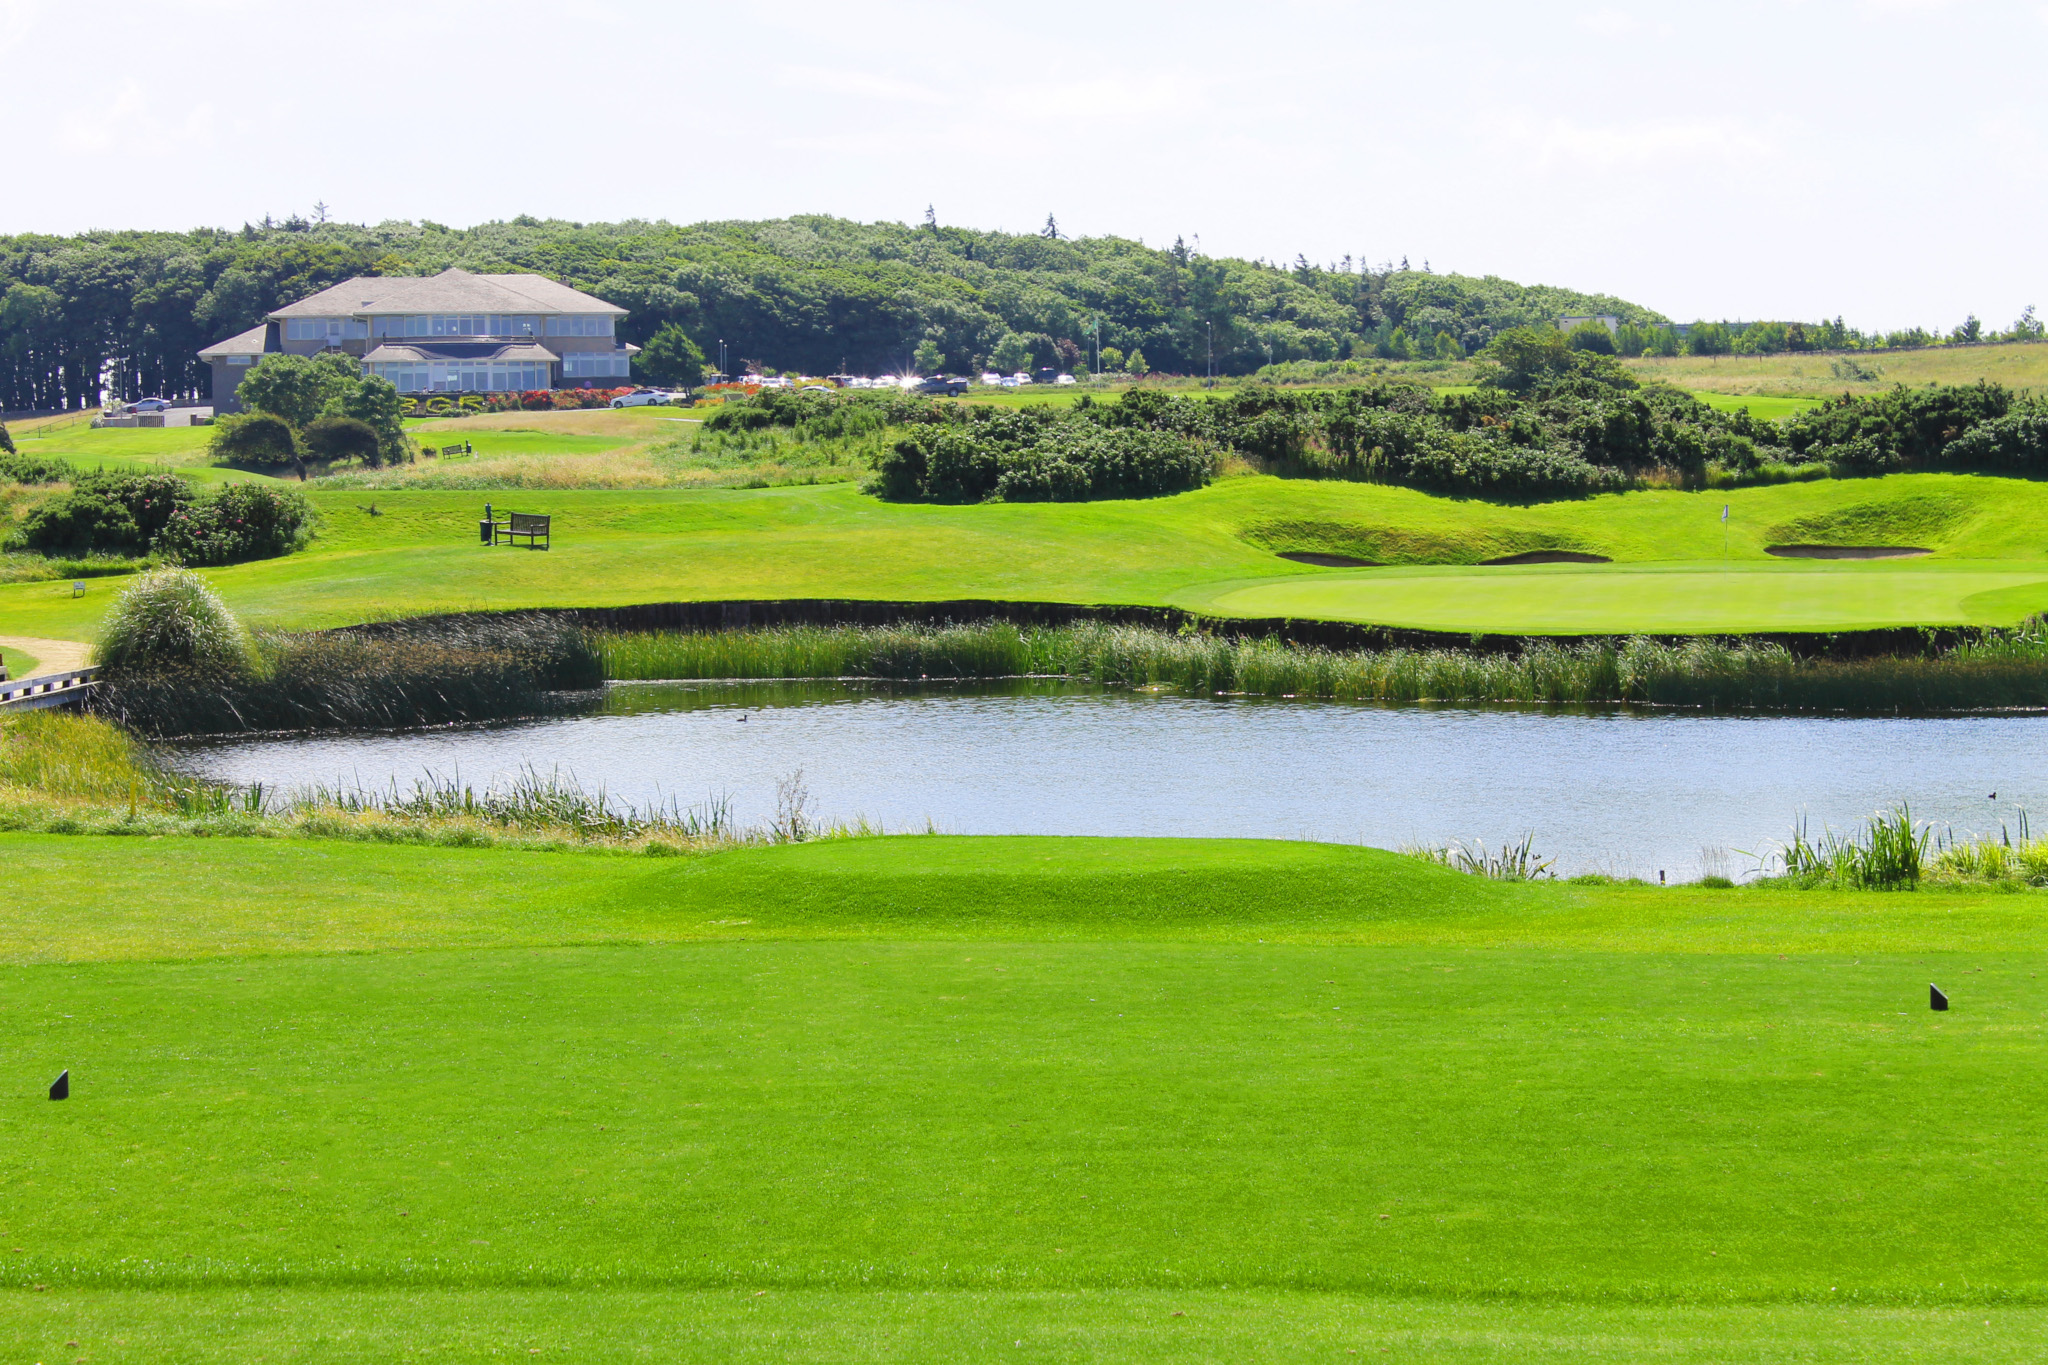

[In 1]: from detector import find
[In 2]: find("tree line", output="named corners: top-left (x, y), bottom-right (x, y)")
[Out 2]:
top-left (0, 216), bottom-right (1657, 410)
top-left (3, 215), bottom-right (2033, 413)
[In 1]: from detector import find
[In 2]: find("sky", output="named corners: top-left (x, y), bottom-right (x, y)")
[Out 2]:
top-left (3, 0), bottom-right (2041, 330)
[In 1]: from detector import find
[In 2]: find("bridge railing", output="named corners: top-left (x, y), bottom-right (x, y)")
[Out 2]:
top-left (0, 668), bottom-right (99, 712)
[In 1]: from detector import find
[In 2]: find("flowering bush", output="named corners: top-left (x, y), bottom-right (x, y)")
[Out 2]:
top-left (154, 484), bottom-right (313, 567)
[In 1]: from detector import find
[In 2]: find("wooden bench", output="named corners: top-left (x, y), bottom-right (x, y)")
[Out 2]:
top-left (493, 511), bottom-right (551, 549)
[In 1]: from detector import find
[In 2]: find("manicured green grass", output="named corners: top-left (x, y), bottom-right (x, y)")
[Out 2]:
top-left (1181, 559), bottom-right (2048, 633)
top-left (1691, 391), bottom-right (1824, 420)
top-left (5, 832), bottom-right (2048, 1359)
top-left (7, 473), bottom-right (2048, 642)
top-left (5, 424), bottom-right (212, 461)
top-left (0, 645), bottom-right (37, 677)
top-left (6, 1289), bottom-right (2040, 1362)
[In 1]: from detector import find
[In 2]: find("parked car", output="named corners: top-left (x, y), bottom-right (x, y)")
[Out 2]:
top-left (610, 388), bottom-right (683, 408)
top-left (980, 372), bottom-right (1002, 386)
top-left (1033, 368), bottom-right (1061, 386)
top-left (911, 376), bottom-right (970, 396)
top-left (128, 397), bottom-right (173, 412)
top-left (1055, 373), bottom-right (1077, 385)
top-left (1011, 371), bottom-right (1033, 385)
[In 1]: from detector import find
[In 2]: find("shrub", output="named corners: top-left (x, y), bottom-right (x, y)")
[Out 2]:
top-left (1941, 406), bottom-right (2048, 472)
top-left (92, 565), bottom-right (254, 678)
top-left (14, 493), bottom-right (143, 555)
top-left (0, 450), bottom-right (74, 483)
top-left (154, 483), bottom-right (313, 566)
top-left (210, 411), bottom-right (299, 467)
top-left (14, 472), bottom-right (195, 555)
top-left (302, 414), bottom-right (382, 466)
top-left (876, 419), bottom-right (1212, 503)
top-left (0, 421), bottom-right (12, 455)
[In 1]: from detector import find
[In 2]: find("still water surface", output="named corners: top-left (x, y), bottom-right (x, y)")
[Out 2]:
top-left (169, 681), bottom-right (2048, 881)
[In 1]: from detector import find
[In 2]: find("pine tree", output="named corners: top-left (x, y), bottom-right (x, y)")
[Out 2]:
top-left (924, 204), bottom-right (938, 230)
top-left (1042, 214), bottom-right (1060, 240)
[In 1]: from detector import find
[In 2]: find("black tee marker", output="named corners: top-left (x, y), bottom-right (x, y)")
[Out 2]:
top-left (1930, 984), bottom-right (1949, 1011)
top-left (49, 1069), bottom-right (68, 1100)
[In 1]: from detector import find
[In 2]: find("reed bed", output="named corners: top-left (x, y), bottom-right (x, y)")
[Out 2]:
top-left (599, 620), bottom-right (2048, 714)
top-left (95, 615), bottom-right (604, 737)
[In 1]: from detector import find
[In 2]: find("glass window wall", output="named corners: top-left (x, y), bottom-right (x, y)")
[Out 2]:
top-left (370, 315), bottom-right (545, 338)
top-left (560, 351), bottom-right (630, 378)
top-left (365, 360), bottom-right (553, 393)
top-left (545, 315), bottom-right (616, 337)
top-left (284, 318), bottom-right (368, 342)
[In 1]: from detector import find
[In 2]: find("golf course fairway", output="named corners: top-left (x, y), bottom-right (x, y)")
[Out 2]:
top-left (4, 832), bottom-right (2048, 1361)
top-left (1178, 560), bottom-right (2048, 634)
top-left (6, 472), bottom-right (2048, 643)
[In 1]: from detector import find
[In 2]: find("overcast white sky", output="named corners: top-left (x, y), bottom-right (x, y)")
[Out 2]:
top-left (4, 0), bottom-right (2040, 329)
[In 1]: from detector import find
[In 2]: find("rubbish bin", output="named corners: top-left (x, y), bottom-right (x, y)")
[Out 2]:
top-left (480, 519), bottom-right (495, 545)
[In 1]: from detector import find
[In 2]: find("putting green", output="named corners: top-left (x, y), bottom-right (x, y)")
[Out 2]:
top-left (1180, 561), bottom-right (2048, 634)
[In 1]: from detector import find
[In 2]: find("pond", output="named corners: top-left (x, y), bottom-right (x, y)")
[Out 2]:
top-left (168, 681), bottom-right (2048, 881)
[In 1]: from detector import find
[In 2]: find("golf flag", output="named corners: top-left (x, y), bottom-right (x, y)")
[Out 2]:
top-left (1722, 504), bottom-right (1729, 522)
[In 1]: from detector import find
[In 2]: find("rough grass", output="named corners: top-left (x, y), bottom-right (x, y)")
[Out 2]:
top-left (4, 832), bottom-right (2048, 1359)
top-left (1623, 339), bottom-right (2048, 396)
top-left (315, 423), bottom-right (875, 492)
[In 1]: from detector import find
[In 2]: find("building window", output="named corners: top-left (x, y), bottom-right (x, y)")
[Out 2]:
top-left (561, 351), bottom-right (629, 378)
top-left (284, 318), bottom-right (367, 342)
top-left (365, 360), bottom-right (553, 393)
top-left (371, 315), bottom-right (544, 338)
top-left (226, 355), bottom-right (254, 366)
top-left (546, 315), bottom-right (615, 337)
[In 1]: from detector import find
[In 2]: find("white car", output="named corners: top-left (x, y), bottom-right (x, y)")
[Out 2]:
top-left (980, 372), bottom-right (1002, 385)
top-left (128, 397), bottom-right (174, 413)
top-left (1055, 373), bottom-right (1077, 385)
top-left (610, 388), bottom-right (683, 408)
top-left (1011, 371), bottom-right (1033, 384)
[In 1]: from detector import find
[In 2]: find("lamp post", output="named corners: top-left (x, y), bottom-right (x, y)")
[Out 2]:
top-left (1206, 321), bottom-right (1213, 388)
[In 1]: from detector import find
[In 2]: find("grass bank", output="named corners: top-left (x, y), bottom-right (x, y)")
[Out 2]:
top-left (0, 711), bottom-right (818, 851)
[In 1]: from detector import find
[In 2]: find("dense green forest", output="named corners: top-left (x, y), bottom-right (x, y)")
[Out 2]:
top-left (0, 215), bottom-right (1661, 410)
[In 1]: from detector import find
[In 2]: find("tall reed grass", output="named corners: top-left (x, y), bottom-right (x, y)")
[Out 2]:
top-left (1779, 807), bottom-right (1930, 889)
top-left (95, 615), bottom-right (604, 736)
top-left (599, 621), bottom-right (2048, 714)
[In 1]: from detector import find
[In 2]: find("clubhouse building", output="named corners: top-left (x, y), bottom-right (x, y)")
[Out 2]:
top-left (198, 268), bottom-right (636, 412)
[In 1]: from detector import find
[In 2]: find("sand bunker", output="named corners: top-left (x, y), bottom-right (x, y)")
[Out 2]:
top-left (1277, 552), bottom-right (1380, 568)
top-left (1766, 545), bottom-right (1932, 560)
top-left (1479, 551), bottom-right (1612, 566)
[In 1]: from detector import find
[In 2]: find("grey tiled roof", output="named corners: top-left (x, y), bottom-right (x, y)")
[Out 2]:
top-left (196, 324), bottom-right (271, 359)
top-left (269, 267), bottom-right (627, 319)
